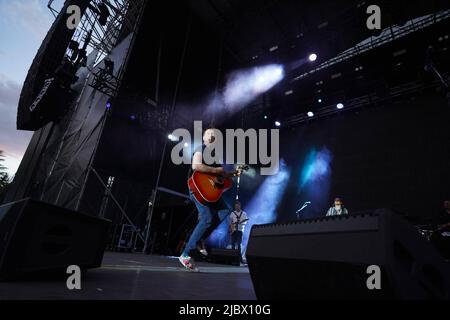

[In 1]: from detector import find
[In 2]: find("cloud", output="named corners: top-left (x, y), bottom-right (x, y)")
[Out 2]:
top-left (0, 73), bottom-right (21, 109)
top-left (0, 73), bottom-right (32, 176)
top-left (0, 0), bottom-right (53, 40)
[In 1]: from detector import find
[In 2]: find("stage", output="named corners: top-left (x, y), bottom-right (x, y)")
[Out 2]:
top-left (0, 252), bottom-right (256, 300)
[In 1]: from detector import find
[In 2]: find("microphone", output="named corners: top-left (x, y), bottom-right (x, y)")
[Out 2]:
top-left (296, 201), bottom-right (312, 214)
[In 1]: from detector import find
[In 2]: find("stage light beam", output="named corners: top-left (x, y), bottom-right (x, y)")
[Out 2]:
top-left (297, 148), bottom-right (333, 219)
top-left (221, 64), bottom-right (285, 112)
top-left (241, 160), bottom-right (291, 257)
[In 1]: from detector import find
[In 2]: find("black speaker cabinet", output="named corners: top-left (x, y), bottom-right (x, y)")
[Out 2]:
top-left (0, 198), bottom-right (111, 280)
top-left (208, 248), bottom-right (241, 266)
top-left (246, 209), bottom-right (450, 299)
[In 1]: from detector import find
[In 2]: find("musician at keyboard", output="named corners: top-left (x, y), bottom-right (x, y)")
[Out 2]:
top-left (326, 197), bottom-right (349, 216)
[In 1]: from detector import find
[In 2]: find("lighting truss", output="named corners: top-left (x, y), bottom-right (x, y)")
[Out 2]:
top-left (292, 10), bottom-right (450, 82)
top-left (284, 76), bottom-right (447, 127)
top-left (47, 0), bottom-right (147, 99)
top-left (281, 9), bottom-right (450, 127)
top-left (90, 67), bottom-right (120, 97)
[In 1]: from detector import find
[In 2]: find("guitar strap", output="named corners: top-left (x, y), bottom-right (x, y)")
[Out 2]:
top-left (233, 210), bottom-right (242, 223)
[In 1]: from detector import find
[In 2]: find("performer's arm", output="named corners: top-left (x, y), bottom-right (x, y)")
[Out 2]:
top-left (242, 212), bottom-right (248, 225)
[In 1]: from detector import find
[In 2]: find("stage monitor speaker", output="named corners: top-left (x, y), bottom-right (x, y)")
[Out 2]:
top-left (208, 248), bottom-right (241, 266)
top-left (0, 198), bottom-right (111, 280)
top-left (246, 209), bottom-right (450, 300)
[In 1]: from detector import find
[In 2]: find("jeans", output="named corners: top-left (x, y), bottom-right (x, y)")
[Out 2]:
top-left (182, 193), bottom-right (231, 257)
top-left (231, 230), bottom-right (243, 253)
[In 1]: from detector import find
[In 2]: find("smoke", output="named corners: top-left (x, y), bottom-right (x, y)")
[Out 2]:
top-left (241, 159), bottom-right (290, 256)
top-left (297, 147), bottom-right (333, 218)
top-left (205, 160), bottom-right (290, 253)
top-left (205, 64), bottom-right (284, 116)
top-left (299, 147), bottom-right (333, 188)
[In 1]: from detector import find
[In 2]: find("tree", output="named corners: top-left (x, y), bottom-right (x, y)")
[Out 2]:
top-left (0, 151), bottom-right (10, 201)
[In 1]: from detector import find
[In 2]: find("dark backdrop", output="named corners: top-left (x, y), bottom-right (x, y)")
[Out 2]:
top-left (275, 93), bottom-right (450, 223)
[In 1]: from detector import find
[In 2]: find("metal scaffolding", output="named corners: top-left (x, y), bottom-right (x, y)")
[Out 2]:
top-left (291, 10), bottom-right (450, 83)
top-left (281, 9), bottom-right (450, 127)
top-left (41, 0), bottom-right (150, 251)
top-left (47, 0), bottom-right (147, 96)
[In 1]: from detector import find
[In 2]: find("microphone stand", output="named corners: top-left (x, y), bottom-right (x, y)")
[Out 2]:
top-left (425, 46), bottom-right (449, 92)
top-left (296, 202), bottom-right (311, 220)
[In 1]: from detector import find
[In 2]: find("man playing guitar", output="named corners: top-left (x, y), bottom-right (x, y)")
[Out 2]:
top-left (179, 128), bottom-right (243, 271)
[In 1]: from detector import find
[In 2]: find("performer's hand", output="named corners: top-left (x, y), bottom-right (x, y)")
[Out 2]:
top-left (234, 167), bottom-right (245, 177)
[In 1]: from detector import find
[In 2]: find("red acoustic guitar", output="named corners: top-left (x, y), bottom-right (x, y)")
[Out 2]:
top-left (188, 165), bottom-right (248, 205)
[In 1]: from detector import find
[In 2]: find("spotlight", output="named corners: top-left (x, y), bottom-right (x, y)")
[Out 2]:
top-left (264, 115), bottom-right (268, 119)
top-left (275, 121), bottom-right (281, 127)
top-left (275, 67), bottom-right (283, 77)
top-left (307, 111), bottom-right (314, 117)
top-left (285, 90), bottom-right (293, 96)
top-left (130, 114), bottom-right (136, 120)
top-left (269, 45), bottom-right (278, 52)
top-left (105, 101), bottom-right (111, 109)
top-left (309, 53), bottom-right (317, 62)
top-left (251, 65), bottom-right (285, 94)
top-left (318, 98), bottom-right (322, 103)
top-left (184, 142), bottom-right (189, 148)
top-left (168, 134), bottom-right (178, 141)
top-left (336, 103), bottom-right (344, 109)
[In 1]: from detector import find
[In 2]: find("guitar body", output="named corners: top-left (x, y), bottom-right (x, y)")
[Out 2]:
top-left (230, 218), bottom-right (249, 233)
top-left (188, 171), bottom-right (233, 205)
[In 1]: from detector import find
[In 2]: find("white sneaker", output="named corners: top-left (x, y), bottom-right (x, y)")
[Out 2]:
top-left (178, 255), bottom-right (199, 272)
top-left (199, 249), bottom-right (208, 256)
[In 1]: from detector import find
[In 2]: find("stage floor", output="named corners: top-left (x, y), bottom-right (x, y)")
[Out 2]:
top-left (0, 252), bottom-right (256, 300)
